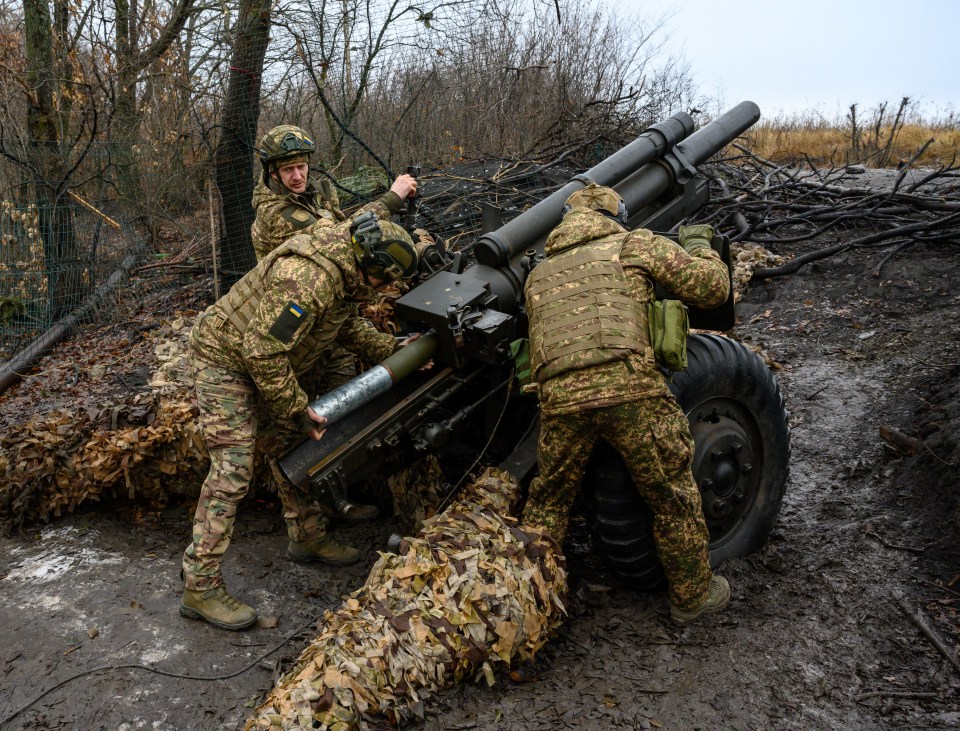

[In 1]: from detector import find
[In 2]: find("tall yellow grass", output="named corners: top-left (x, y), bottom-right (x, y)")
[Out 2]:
top-left (736, 100), bottom-right (960, 168)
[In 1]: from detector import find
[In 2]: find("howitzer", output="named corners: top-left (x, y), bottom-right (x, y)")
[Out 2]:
top-left (279, 101), bottom-right (790, 589)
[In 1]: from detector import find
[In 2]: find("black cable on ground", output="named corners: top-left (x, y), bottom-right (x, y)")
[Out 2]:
top-left (0, 616), bottom-right (318, 729)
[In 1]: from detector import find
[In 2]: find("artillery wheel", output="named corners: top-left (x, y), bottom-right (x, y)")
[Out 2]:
top-left (583, 333), bottom-right (790, 591)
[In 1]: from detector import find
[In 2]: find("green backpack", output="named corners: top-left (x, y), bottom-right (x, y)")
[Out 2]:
top-left (648, 298), bottom-right (689, 371)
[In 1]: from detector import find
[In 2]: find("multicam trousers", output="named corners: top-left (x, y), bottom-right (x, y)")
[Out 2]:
top-left (521, 397), bottom-right (713, 610)
top-left (182, 354), bottom-right (327, 591)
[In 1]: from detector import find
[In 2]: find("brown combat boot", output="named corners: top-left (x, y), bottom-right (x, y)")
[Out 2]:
top-left (180, 585), bottom-right (258, 631)
top-left (670, 576), bottom-right (731, 624)
top-left (287, 535), bottom-right (361, 565)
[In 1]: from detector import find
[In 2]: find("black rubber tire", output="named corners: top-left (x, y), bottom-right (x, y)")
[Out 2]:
top-left (584, 333), bottom-right (791, 591)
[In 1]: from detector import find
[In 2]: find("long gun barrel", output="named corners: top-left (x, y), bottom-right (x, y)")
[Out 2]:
top-left (474, 101), bottom-right (759, 268)
top-left (617, 100), bottom-right (760, 223)
top-left (474, 111), bottom-right (696, 267)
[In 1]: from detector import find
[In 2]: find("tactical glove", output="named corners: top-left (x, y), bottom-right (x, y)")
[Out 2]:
top-left (678, 224), bottom-right (714, 255)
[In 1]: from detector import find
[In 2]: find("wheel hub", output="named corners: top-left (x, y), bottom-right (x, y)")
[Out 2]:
top-left (690, 411), bottom-right (758, 528)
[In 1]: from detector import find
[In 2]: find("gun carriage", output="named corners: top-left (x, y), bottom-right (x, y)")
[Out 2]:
top-left (280, 101), bottom-right (790, 589)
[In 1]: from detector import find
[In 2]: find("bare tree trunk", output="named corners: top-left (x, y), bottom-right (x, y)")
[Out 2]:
top-left (24, 0), bottom-right (81, 320)
top-left (113, 0), bottom-right (141, 205)
top-left (110, 0), bottom-right (197, 215)
top-left (214, 0), bottom-right (272, 278)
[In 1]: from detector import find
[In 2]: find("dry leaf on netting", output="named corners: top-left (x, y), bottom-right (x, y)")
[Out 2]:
top-left (731, 243), bottom-right (785, 300)
top-left (386, 453), bottom-right (445, 535)
top-left (0, 315), bottom-right (209, 529)
top-left (246, 467), bottom-right (568, 731)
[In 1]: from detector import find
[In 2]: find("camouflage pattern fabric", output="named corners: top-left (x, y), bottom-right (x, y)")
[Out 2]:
top-left (250, 177), bottom-right (405, 261)
top-left (245, 467), bottom-right (567, 730)
top-left (563, 183), bottom-right (626, 222)
top-left (183, 228), bottom-right (399, 590)
top-left (527, 209), bottom-right (729, 416)
top-left (522, 399), bottom-right (712, 610)
top-left (386, 453), bottom-right (445, 536)
top-left (250, 177), bottom-right (405, 389)
top-left (298, 345), bottom-right (358, 397)
top-left (522, 210), bottom-right (729, 610)
top-left (182, 355), bottom-right (327, 591)
top-left (190, 230), bottom-right (398, 421)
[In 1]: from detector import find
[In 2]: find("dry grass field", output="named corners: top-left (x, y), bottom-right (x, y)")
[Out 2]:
top-left (742, 98), bottom-right (960, 168)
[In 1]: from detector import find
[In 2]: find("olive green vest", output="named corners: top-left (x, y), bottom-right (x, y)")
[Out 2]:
top-left (527, 236), bottom-right (649, 383)
top-left (215, 236), bottom-right (355, 374)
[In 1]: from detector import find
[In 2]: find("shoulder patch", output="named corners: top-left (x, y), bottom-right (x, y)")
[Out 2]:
top-left (281, 206), bottom-right (317, 230)
top-left (268, 301), bottom-right (308, 344)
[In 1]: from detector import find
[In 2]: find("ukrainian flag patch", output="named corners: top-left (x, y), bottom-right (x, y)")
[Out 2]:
top-left (269, 301), bottom-right (307, 344)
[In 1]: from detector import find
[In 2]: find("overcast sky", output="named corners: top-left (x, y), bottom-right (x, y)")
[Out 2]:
top-left (610, 0), bottom-right (959, 119)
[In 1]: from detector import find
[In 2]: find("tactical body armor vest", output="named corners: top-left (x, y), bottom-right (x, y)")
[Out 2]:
top-left (208, 235), bottom-right (355, 374)
top-left (527, 235), bottom-right (650, 383)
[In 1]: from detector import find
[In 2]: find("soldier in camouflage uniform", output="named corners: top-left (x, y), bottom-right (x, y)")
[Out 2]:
top-left (181, 216), bottom-right (422, 631)
top-left (249, 125), bottom-right (420, 520)
top-left (250, 125), bottom-right (416, 389)
top-left (520, 184), bottom-right (732, 624)
top-left (250, 124), bottom-right (417, 260)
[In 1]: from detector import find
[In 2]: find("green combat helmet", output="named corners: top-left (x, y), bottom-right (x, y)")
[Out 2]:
top-left (562, 183), bottom-right (628, 225)
top-left (350, 211), bottom-right (418, 282)
top-left (258, 124), bottom-right (315, 185)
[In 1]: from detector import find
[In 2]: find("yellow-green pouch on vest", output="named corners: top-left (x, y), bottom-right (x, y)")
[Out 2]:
top-left (648, 299), bottom-right (689, 371)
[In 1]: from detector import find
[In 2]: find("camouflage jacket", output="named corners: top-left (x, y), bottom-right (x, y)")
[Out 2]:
top-left (250, 177), bottom-right (405, 260)
top-left (191, 225), bottom-right (398, 419)
top-left (527, 210), bottom-right (729, 415)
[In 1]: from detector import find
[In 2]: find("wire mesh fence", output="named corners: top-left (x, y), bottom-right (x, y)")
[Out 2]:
top-left (0, 195), bottom-right (147, 360)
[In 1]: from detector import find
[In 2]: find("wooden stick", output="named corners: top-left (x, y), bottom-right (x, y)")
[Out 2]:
top-left (897, 596), bottom-right (960, 674)
top-left (67, 191), bottom-right (121, 229)
top-left (878, 424), bottom-right (925, 456)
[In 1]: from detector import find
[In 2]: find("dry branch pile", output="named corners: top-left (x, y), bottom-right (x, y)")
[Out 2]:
top-left (701, 150), bottom-right (960, 279)
top-left (246, 467), bottom-right (568, 731)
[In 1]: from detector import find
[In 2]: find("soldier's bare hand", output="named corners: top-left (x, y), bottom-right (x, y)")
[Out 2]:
top-left (306, 407), bottom-right (328, 441)
top-left (391, 174), bottom-right (417, 200)
top-left (413, 227), bottom-right (434, 245)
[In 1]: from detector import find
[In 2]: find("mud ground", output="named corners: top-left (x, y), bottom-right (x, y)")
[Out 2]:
top-left (2, 219), bottom-right (959, 729)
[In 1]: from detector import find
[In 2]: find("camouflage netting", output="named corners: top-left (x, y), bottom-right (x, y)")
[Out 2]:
top-left (0, 316), bottom-right (208, 529)
top-left (0, 281), bottom-right (441, 531)
top-left (245, 467), bottom-right (568, 731)
top-left (386, 454), bottom-right (445, 536)
top-left (731, 243), bottom-right (784, 299)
